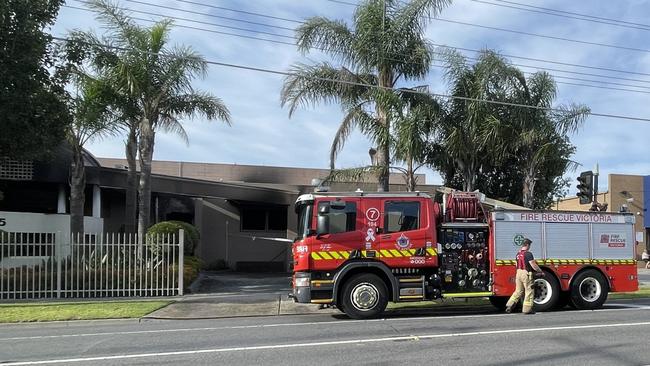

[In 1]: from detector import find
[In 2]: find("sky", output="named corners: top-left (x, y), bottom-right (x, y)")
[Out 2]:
top-left (51, 0), bottom-right (650, 195)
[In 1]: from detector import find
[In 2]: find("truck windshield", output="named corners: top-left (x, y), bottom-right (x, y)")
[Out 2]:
top-left (295, 201), bottom-right (313, 241)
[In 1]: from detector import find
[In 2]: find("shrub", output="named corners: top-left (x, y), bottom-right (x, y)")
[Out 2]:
top-left (184, 256), bottom-right (203, 289)
top-left (147, 221), bottom-right (199, 256)
top-left (204, 258), bottom-right (229, 271)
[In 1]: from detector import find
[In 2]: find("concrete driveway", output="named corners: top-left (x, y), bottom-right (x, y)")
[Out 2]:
top-left (145, 271), bottom-right (335, 319)
top-left (191, 271), bottom-right (291, 295)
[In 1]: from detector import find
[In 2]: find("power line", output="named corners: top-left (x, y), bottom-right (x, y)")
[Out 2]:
top-left (433, 18), bottom-right (650, 54)
top-left (117, 0), bottom-right (650, 79)
top-left (70, 0), bottom-right (650, 85)
top-left (490, 0), bottom-right (650, 29)
top-left (431, 43), bottom-right (650, 79)
top-left (469, 0), bottom-right (650, 32)
top-left (428, 62), bottom-right (650, 95)
top-left (145, 0), bottom-right (303, 24)
top-left (62, 4), bottom-right (650, 94)
top-left (50, 35), bottom-right (650, 123)
top-left (121, 0), bottom-right (296, 32)
top-left (67, 3), bottom-right (295, 39)
top-left (328, 0), bottom-right (650, 54)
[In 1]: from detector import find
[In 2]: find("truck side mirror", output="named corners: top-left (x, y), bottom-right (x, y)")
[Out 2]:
top-left (330, 200), bottom-right (346, 210)
top-left (317, 213), bottom-right (330, 235)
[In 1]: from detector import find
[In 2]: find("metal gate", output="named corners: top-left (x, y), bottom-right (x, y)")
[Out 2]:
top-left (0, 231), bottom-right (184, 300)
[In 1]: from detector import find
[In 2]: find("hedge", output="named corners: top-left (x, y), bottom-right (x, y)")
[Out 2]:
top-left (147, 221), bottom-right (199, 256)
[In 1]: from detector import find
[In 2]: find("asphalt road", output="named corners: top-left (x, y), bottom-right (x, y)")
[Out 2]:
top-left (2, 299), bottom-right (650, 366)
top-left (638, 273), bottom-right (650, 283)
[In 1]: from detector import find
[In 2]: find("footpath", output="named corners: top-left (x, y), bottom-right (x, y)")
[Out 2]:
top-left (144, 271), bottom-right (337, 319)
top-left (144, 268), bottom-right (650, 320)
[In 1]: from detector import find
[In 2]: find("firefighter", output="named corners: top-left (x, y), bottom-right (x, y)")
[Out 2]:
top-left (505, 238), bottom-right (544, 314)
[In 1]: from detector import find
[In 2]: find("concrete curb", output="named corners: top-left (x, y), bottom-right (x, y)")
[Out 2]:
top-left (142, 294), bottom-right (338, 320)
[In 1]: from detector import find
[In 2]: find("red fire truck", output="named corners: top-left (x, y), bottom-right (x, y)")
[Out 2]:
top-left (290, 191), bottom-right (638, 319)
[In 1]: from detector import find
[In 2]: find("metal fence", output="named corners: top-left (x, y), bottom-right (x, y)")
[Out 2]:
top-left (0, 231), bottom-right (184, 300)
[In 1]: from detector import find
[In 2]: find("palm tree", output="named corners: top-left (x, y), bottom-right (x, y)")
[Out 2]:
top-left (57, 65), bottom-right (115, 233)
top-left (83, 0), bottom-right (231, 238)
top-left (509, 72), bottom-right (589, 208)
top-left (393, 87), bottom-right (440, 191)
top-left (281, 0), bottom-right (450, 191)
top-left (438, 49), bottom-right (522, 191)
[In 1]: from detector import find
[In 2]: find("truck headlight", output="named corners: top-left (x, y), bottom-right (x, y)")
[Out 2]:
top-left (295, 273), bottom-right (310, 287)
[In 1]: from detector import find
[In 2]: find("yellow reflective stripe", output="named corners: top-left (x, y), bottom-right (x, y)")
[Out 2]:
top-left (426, 248), bottom-right (436, 256)
top-left (329, 251), bottom-right (341, 260)
top-left (319, 251), bottom-right (332, 260)
top-left (311, 252), bottom-right (322, 260)
top-left (408, 249), bottom-right (416, 255)
top-left (401, 250), bottom-right (412, 257)
top-left (380, 250), bottom-right (393, 258)
top-left (340, 251), bottom-right (350, 259)
top-left (390, 249), bottom-right (403, 257)
top-left (444, 292), bottom-right (493, 298)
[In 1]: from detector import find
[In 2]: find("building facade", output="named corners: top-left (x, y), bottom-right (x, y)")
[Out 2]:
top-left (1, 151), bottom-right (437, 272)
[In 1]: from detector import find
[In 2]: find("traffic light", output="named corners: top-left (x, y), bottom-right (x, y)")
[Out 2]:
top-left (576, 171), bottom-right (594, 204)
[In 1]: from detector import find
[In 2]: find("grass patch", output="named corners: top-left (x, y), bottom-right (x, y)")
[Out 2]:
top-left (0, 300), bottom-right (171, 323)
top-left (609, 286), bottom-right (650, 300)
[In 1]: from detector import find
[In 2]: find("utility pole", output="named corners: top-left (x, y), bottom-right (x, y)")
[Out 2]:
top-left (590, 163), bottom-right (599, 211)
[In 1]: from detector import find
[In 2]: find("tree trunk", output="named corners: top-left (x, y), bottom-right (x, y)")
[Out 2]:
top-left (406, 157), bottom-right (415, 192)
top-left (459, 160), bottom-right (475, 192)
top-left (375, 68), bottom-right (392, 192)
top-left (70, 145), bottom-right (85, 234)
top-left (137, 122), bottom-right (155, 239)
top-left (125, 126), bottom-right (138, 233)
top-left (376, 140), bottom-right (390, 192)
top-left (522, 170), bottom-right (536, 208)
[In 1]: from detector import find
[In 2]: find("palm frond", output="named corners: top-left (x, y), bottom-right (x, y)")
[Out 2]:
top-left (280, 63), bottom-right (374, 117)
top-left (323, 165), bottom-right (385, 184)
top-left (296, 17), bottom-right (355, 64)
top-left (330, 103), bottom-right (371, 169)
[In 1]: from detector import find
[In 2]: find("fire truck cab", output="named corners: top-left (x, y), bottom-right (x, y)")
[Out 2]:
top-left (291, 191), bottom-right (638, 319)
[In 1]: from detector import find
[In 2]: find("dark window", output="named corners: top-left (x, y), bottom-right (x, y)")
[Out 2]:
top-left (241, 207), bottom-right (267, 231)
top-left (384, 201), bottom-right (420, 233)
top-left (268, 207), bottom-right (288, 231)
top-left (241, 205), bottom-right (288, 231)
top-left (318, 201), bottom-right (357, 234)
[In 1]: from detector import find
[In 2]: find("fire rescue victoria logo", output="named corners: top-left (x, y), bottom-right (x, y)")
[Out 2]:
top-left (396, 233), bottom-right (411, 249)
top-left (513, 234), bottom-right (525, 247)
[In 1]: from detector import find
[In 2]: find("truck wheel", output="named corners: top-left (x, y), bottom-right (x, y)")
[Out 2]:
top-left (570, 269), bottom-right (608, 310)
top-left (533, 272), bottom-right (560, 312)
top-left (340, 273), bottom-right (388, 319)
top-left (555, 291), bottom-right (571, 310)
top-left (489, 296), bottom-right (509, 311)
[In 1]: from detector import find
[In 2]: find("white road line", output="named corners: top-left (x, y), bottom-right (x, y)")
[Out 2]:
top-left (4, 321), bottom-right (650, 365)
top-left (1, 305), bottom-right (649, 342)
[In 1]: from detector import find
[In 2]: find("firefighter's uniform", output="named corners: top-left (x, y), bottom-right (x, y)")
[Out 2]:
top-left (505, 248), bottom-right (535, 314)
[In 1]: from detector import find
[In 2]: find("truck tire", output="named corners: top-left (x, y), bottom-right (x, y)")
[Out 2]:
top-left (340, 273), bottom-right (388, 319)
top-left (533, 272), bottom-right (560, 312)
top-left (489, 296), bottom-right (509, 311)
top-left (569, 269), bottom-right (608, 310)
top-left (555, 291), bottom-right (571, 310)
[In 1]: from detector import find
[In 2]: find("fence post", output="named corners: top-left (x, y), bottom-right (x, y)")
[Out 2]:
top-left (178, 229), bottom-right (184, 296)
top-left (56, 231), bottom-right (62, 299)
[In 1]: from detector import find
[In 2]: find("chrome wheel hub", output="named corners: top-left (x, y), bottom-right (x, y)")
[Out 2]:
top-left (351, 282), bottom-right (379, 311)
top-left (534, 278), bottom-right (553, 304)
top-left (579, 277), bottom-right (602, 302)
